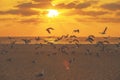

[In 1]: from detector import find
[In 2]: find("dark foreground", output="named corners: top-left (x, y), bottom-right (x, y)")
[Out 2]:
top-left (0, 44), bottom-right (120, 80)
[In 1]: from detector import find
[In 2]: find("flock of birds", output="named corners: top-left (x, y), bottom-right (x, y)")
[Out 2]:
top-left (46, 27), bottom-right (107, 34)
top-left (0, 26), bottom-right (120, 55)
top-left (0, 27), bottom-right (120, 80)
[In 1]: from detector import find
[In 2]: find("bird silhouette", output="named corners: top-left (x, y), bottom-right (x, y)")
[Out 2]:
top-left (10, 40), bottom-right (16, 48)
top-left (86, 35), bottom-right (95, 43)
top-left (73, 29), bottom-right (80, 33)
top-left (100, 27), bottom-right (108, 34)
top-left (69, 35), bottom-right (77, 38)
top-left (63, 34), bottom-right (69, 38)
top-left (54, 36), bottom-right (63, 42)
top-left (46, 27), bottom-right (54, 34)
top-left (35, 37), bottom-right (41, 41)
top-left (22, 39), bottom-right (31, 44)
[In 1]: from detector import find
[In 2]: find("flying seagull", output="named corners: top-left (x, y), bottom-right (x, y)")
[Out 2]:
top-left (86, 35), bottom-right (95, 43)
top-left (73, 29), bottom-right (80, 33)
top-left (46, 27), bottom-right (54, 34)
top-left (100, 27), bottom-right (108, 34)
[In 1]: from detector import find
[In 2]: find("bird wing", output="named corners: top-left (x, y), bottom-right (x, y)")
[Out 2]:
top-left (103, 27), bottom-right (108, 33)
top-left (46, 27), bottom-right (54, 34)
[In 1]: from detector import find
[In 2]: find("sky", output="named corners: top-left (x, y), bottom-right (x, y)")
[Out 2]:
top-left (0, 0), bottom-right (120, 37)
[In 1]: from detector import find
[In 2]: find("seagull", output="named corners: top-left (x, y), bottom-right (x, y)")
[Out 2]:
top-left (73, 29), bottom-right (80, 33)
top-left (10, 40), bottom-right (16, 48)
top-left (74, 43), bottom-right (80, 48)
top-left (60, 46), bottom-right (69, 55)
top-left (86, 35), bottom-right (95, 43)
top-left (35, 37), bottom-right (41, 41)
top-left (35, 43), bottom-right (43, 49)
top-left (63, 34), bottom-right (69, 38)
top-left (72, 39), bottom-right (79, 43)
top-left (100, 27), bottom-right (108, 34)
top-left (96, 41), bottom-right (105, 51)
top-left (0, 49), bottom-right (8, 55)
top-left (54, 36), bottom-right (63, 42)
top-left (8, 36), bottom-right (14, 40)
top-left (69, 35), bottom-right (77, 38)
top-left (115, 42), bottom-right (120, 47)
top-left (22, 39), bottom-right (31, 44)
top-left (96, 41), bottom-right (104, 47)
top-left (103, 40), bottom-right (110, 44)
top-left (46, 27), bottom-right (54, 34)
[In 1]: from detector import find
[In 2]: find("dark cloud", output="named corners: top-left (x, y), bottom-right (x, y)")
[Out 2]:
top-left (0, 18), bottom-right (17, 21)
top-left (65, 10), bottom-right (109, 16)
top-left (55, 3), bottom-right (76, 9)
top-left (33, 0), bottom-right (52, 3)
top-left (79, 11), bottom-right (109, 16)
top-left (0, 8), bottom-right (39, 16)
top-left (97, 18), bottom-right (120, 23)
top-left (16, 2), bottom-right (33, 9)
top-left (0, 0), bottom-right (53, 16)
top-left (76, 17), bottom-right (120, 23)
top-left (16, 2), bottom-right (52, 9)
top-left (18, 18), bottom-right (45, 23)
top-left (0, 1), bottom-right (52, 16)
top-left (76, 1), bottom-right (98, 9)
top-left (101, 2), bottom-right (120, 11)
top-left (0, 0), bottom-right (99, 16)
top-left (116, 12), bottom-right (120, 16)
top-left (55, 1), bottom-right (98, 9)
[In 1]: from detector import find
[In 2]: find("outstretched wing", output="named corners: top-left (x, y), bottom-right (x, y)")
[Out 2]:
top-left (103, 27), bottom-right (108, 34)
top-left (46, 27), bottom-right (54, 34)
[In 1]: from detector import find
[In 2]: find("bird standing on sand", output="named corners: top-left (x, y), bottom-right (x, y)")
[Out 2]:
top-left (10, 40), bottom-right (16, 48)
top-left (22, 39), bottom-right (31, 44)
top-left (35, 37), bottom-right (41, 41)
top-left (8, 36), bottom-right (14, 40)
top-left (100, 27), bottom-right (108, 34)
top-left (46, 27), bottom-right (54, 34)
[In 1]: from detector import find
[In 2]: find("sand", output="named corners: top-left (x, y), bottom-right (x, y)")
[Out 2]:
top-left (0, 44), bottom-right (120, 80)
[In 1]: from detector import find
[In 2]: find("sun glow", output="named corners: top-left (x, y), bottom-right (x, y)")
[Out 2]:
top-left (47, 9), bottom-right (59, 18)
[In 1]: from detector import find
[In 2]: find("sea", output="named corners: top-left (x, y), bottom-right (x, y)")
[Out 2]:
top-left (0, 37), bottom-right (120, 44)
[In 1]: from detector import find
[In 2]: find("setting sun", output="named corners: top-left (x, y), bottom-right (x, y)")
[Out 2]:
top-left (47, 9), bottom-right (59, 18)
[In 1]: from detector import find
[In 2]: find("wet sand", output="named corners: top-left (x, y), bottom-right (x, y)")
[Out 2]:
top-left (0, 44), bottom-right (120, 80)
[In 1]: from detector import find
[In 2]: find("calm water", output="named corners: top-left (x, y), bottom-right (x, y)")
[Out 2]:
top-left (0, 37), bottom-right (119, 44)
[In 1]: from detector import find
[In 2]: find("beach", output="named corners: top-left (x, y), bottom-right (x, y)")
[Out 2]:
top-left (0, 43), bottom-right (120, 80)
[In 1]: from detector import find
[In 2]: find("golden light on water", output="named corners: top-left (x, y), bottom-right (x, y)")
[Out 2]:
top-left (47, 9), bottom-right (59, 18)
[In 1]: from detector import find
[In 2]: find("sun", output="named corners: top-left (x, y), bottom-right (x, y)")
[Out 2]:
top-left (47, 9), bottom-right (59, 18)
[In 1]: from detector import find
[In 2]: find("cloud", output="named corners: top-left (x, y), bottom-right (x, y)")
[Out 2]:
top-left (55, 1), bottom-right (98, 9)
top-left (97, 18), bottom-right (120, 23)
top-left (65, 9), bottom-right (109, 16)
top-left (16, 2), bottom-right (34, 9)
top-left (82, 11), bottom-right (109, 16)
top-left (16, 2), bottom-right (52, 9)
top-left (18, 18), bottom-right (45, 23)
top-left (0, 0), bottom-right (99, 16)
top-left (116, 12), bottom-right (120, 16)
top-left (33, 0), bottom-right (52, 3)
top-left (0, 18), bottom-right (17, 21)
top-left (76, 17), bottom-right (120, 23)
top-left (0, 8), bottom-right (39, 16)
top-left (55, 3), bottom-right (76, 9)
top-left (0, 0), bottom-right (53, 16)
top-left (101, 2), bottom-right (120, 11)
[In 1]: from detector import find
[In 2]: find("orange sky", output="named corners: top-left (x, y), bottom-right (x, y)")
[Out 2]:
top-left (0, 0), bottom-right (120, 37)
